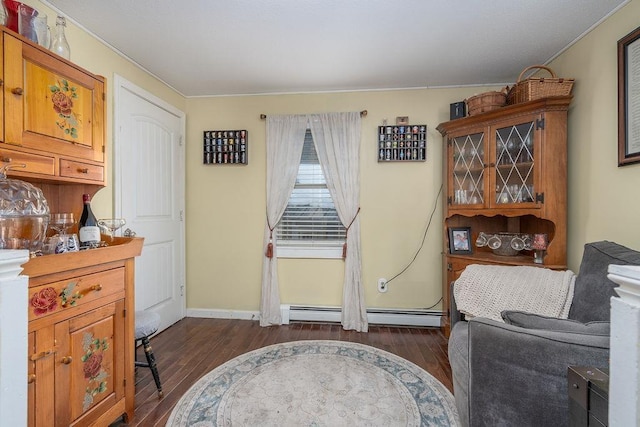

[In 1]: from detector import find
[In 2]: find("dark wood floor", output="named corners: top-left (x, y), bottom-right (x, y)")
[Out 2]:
top-left (119, 317), bottom-right (452, 426)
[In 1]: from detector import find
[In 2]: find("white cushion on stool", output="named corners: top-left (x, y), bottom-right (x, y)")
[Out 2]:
top-left (135, 311), bottom-right (161, 340)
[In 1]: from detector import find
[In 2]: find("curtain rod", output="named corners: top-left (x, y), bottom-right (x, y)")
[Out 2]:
top-left (260, 110), bottom-right (368, 120)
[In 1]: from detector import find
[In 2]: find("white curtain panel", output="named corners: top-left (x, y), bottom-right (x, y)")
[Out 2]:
top-left (310, 112), bottom-right (367, 332)
top-left (260, 115), bottom-right (308, 326)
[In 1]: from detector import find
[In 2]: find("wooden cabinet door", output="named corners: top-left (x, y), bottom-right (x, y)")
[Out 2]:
top-left (3, 34), bottom-right (105, 163)
top-left (29, 327), bottom-right (56, 427)
top-left (54, 300), bottom-right (125, 427)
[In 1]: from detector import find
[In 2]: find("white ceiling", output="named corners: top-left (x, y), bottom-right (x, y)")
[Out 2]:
top-left (42, 0), bottom-right (628, 97)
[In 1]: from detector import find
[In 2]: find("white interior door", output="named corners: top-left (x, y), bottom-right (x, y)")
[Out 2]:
top-left (114, 75), bottom-right (186, 333)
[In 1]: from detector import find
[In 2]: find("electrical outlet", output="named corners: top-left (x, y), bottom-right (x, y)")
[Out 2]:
top-left (377, 278), bottom-right (388, 293)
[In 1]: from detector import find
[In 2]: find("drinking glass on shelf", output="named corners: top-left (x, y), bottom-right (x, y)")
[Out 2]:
top-left (98, 218), bottom-right (126, 242)
top-left (48, 213), bottom-right (79, 253)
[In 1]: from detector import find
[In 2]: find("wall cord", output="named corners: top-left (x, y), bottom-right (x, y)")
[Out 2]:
top-left (383, 183), bottom-right (444, 310)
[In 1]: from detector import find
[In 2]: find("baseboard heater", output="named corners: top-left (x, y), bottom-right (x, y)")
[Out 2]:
top-left (281, 305), bottom-right (442, 327)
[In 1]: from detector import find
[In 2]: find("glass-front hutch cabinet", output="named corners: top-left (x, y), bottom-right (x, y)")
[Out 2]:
top-left (437, 96), bottom-right (572, 336)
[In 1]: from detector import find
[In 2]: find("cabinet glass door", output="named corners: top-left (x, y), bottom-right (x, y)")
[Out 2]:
top-left (494, 122), bottom-right (536, 205)
top-left (451, 132), bottom-right (485, 206)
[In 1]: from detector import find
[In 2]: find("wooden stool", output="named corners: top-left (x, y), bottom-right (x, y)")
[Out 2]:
top-left (135, 311), bottom-right (163, 398)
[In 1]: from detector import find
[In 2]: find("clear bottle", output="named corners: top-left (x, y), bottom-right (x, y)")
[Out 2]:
top-left (79, 194), bottom-right (100, 248)
top-left (50, 15), bottom-right (70, 60)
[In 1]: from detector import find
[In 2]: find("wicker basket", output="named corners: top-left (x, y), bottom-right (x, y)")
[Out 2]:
top-left (506, 65), bottom-right (574, 105)
top-left (465, 88), bottom-right (507, 116)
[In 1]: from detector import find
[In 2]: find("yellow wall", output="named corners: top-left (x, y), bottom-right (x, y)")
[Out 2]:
top-left (24, 0), bottom-right (640, 313)
top-left (548, 0), bottom-right (640, 270)
top-left (185, 88), bottom-right (495, 312)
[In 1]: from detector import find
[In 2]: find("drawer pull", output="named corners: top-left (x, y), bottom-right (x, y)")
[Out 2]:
top-left (79, 284), bottom-right (103, 296)
top-left (60, 284), bottom-right (103, 307)
top-left (11, 87), bottom-right (23, 95)
top-left (0, 156), bottom-right (12, 163)
top-left (27, 374), bottom-right (36, 384)
top-left (61, 356), bottom-right (73, 365)
top-left (77, 167), bottom-right (89, 174)
top-left (30, 350), bottom-right (53, 361)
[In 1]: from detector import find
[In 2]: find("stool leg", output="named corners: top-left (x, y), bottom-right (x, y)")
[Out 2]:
top-left (141, 336), bottom-right (163, 398)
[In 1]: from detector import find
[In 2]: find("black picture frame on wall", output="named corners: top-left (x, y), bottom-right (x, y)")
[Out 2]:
top-left (448, 227), bottom-right (472, 255)
top-left (618, 25), bottom-right (640, 166)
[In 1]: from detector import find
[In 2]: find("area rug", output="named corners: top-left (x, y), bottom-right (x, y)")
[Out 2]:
top-left (166, 340), bottom-right (459, 426)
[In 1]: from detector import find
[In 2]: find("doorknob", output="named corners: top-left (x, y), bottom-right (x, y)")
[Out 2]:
top-left (123, 228), bottom-right (136, 237)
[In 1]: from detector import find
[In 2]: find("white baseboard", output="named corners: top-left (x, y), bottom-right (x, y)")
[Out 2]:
top-left (186, 306), bottom-right (443, 328)
top-left (281, 305), bottom-right (442, 327)
top-left (186, 308), bottom-right (260, 321)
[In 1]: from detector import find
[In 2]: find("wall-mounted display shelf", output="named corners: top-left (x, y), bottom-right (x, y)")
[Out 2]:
top-left (203, 130), bottom-right (248, 164)
top-left (378, 125), bottom-right (427, 162)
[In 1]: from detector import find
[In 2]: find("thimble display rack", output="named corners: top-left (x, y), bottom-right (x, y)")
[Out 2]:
top-left (203, 130), bottom-right (248, 164)
top-left (378, 125), bottom-right (427, 162)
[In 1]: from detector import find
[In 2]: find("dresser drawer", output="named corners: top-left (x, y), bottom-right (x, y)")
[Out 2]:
top-left (28, 267), bottom-right (124, 321)
top-left (0, 147), bottom-right (55, 175)
top-left (59, 159), bottom-right (104, 182)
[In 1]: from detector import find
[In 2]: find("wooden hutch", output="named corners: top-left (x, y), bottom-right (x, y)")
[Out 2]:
top-left (437, 96), bottom-right (571, 336)
top-left (1, 26), bottom-right (142, 425)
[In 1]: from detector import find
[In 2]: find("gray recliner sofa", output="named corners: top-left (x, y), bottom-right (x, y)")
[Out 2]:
top-left (448, 241), bottom-right (640, 427)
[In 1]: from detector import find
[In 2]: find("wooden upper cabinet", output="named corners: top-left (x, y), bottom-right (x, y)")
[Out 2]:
top-left (2, 29), bottom-right (105, 185)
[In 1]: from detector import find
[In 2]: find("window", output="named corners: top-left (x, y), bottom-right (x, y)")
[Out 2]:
top-left (277, 129), bottom-right (345, 258)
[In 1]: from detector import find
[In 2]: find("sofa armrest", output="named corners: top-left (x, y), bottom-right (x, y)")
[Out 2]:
top-left (466, 317), bottom-right (609, 427)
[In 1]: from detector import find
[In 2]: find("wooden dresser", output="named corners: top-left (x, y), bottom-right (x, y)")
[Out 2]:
top-left (24, 238), bottom-right (142, 426)
top-left (0, 25), bottom-right (141, 425)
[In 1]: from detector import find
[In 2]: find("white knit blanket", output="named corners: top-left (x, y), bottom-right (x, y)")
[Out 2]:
top-left (454, 264), bottom-right (576, 322)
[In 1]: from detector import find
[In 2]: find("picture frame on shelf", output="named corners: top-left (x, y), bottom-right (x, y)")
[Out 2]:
top-left (617, 25), bottom-right (640, 166)
top-left (448, 227), bottom-right (472, 254)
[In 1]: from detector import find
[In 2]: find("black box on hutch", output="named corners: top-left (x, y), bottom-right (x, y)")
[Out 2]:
top-left (450, 102), bottom-right (466, 120)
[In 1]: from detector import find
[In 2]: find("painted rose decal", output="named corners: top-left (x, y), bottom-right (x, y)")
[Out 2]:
top-left (51, 90), bottom-right (73, 116)
top-left (83, 353), bottom-right (104, 379)
top-left (82, 332), bottom-right (109, 411)
top-left (30, 287), bottom-right (58, 315)
top-left (49, 79), bottom-right (80, 139)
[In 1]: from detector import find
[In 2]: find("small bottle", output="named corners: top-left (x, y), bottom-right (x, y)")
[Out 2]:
top-left (79, 194), bottom-right (100, 248)
top-left (50, 16), bottom-right (71, 60)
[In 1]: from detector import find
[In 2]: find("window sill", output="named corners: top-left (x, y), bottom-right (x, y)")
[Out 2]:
top-left (277, 245), bottom-right (343, 259)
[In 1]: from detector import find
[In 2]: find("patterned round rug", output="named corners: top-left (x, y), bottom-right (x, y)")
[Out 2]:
top-left (166, 340), bottom-right (459, 426)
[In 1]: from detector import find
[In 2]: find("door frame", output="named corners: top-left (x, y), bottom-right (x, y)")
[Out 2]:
top-left (113, 74), bottom-right (187, 319)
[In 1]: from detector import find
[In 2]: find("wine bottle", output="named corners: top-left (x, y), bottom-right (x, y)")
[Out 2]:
top-left (79, 194), bottom-right (101, 248)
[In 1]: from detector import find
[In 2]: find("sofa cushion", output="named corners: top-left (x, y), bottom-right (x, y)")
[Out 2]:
top-left (501, 310), bottom-right (610, 335)
top-left (569, 241), bottom-right (640, 323)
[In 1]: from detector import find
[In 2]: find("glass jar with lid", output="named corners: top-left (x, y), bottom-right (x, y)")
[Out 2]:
top-left (0, 164), bottom-right (50, 252)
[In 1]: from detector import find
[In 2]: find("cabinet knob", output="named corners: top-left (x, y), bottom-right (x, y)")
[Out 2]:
top-left (77, 167), bottom-right (89, 174)
top-left (11, 87), bottom-right (24, 96)
top-left (61, 356), bottom-right (73, 365)
top-left (0, 156), bottom-right (12, 163)
top-left (27, 374), bottom-right (36, 384)
top-left (90, 284), bottom-right (103, 292)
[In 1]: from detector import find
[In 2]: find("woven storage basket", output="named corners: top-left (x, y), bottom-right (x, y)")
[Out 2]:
top-left (465, 88), bottom-right (507, 116)
top-left (507, 65), bottom-right (574, 105)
